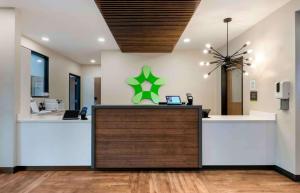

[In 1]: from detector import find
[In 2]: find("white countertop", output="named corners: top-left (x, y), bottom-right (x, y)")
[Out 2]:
top-left (203, 111), bottom-right (276, 122)
top-left (203, 115), bottom-right (276, 122)
top-left (17, 113), bottom-right (91, 123)
top-left (17, 110), bottom-right (275, 123)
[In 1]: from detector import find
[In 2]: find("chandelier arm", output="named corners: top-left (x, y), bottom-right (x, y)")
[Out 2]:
top-left (209, 60), bottom-right (223, 64)
top-left (232, 52), bottom-right (247, 58)
top-left (209, 51), bottom-right (224, 59)
top-left (213, 55), bottom-right (225, 60)
top-left (208, 63), bottom-right (224, 75)
top-left (210, 47), bottom-right (224, 57)
top-left (231, 45), bottom-right (246, 57)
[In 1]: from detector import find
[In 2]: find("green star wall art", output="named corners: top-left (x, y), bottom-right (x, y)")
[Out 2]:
top-left (127, 65), bottom-right (165, 104)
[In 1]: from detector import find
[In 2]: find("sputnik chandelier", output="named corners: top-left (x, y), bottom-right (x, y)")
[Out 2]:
top-left (200, 18), bottom-right (253, 79)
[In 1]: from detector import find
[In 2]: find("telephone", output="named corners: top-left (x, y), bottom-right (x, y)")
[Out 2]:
top-left (186, 93), bottom-right (193, 105)
top-left (80, 107), bottom-right (88, 120)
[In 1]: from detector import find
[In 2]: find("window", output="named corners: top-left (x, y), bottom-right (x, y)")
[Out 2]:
top-left (31, 51), bottom-right (49, 97)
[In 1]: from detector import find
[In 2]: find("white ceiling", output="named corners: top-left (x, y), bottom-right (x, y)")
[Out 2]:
top-left (0, 0), bottom-right (292, 64)
top-left (0, 0), bottom-right (119, 64)
top-left (176, 0), bottom-right (291, 50)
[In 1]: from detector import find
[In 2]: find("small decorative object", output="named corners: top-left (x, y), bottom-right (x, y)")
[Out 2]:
top-left (250, 91), bottom-right (258, 101)
top-left (200, 18), bottom-right (254, 78)
top-left (127, 65), bottom-right (165, 104)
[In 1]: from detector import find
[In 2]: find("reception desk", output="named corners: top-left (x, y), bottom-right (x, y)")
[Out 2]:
top-left (16, 109), bottom-right (275, 168)
top-left (92, 105), bottom-right (202, 169)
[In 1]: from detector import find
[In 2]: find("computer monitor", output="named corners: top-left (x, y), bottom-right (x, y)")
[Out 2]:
top-left (166, 96), bottom-right (182, 105)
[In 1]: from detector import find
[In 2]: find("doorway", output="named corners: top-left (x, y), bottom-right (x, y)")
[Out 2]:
top-left (221, 58), bottom-right (243, 115)
top-left (227, 67), bottom-right (243, 115)
top-left (69, 73), bottom-right (81, 110)
top-left (94, 77), bottom-right (101, 104)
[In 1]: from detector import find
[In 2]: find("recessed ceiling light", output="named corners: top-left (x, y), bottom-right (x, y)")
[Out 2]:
top-left (98, 37), bottom-right (105, 42)
top-left (90, 59), bottom-right (96, 64)
top-left (183, 38), bottom-right (191, 43)
top-left (41, 36), bottom-right (50, 42)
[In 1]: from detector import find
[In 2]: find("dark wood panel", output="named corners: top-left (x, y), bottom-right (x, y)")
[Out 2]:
top-left (96, 134), bottom-right (197, 142)
top-left (95, 121), bottom-right (197, 129)
top-left (96, 141), bottom-right (197, 155)
top-left (96, 155), bottom-right (198, 168)
top-left (95, 108), bottom-right (198, 122)
top-left (96, 128), bottom-right (197, 135)
top-left (93, 106), bottom-right (201, 169)
top-left (94, 0), bottom-right (201, 52)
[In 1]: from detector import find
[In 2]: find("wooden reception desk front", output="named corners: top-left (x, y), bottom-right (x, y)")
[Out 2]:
top-left (92, 105), bottom-right (202, 169)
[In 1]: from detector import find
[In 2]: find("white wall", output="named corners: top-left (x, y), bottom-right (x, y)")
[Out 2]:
top-left (19, 47), bottom-right (31, 117)
top-left (101, 50), bottom-right (218, 114)
top-left (295, 11), bottom-right (300, 176)
top-left (81, 64), bottom-right (101, 114)
top-left (220, 0), bottom-right (300, 174)
top-left (0, 8), bottom-right (20, 167)
top-left (20, 37), bottom-right (82, 111)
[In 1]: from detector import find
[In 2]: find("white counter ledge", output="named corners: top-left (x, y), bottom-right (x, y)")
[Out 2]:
top-left (203, 111), bottom-right (276, 122)
top-left (202, 111), bottom-right (276, 166)
top-left (17, 114), bottom-right (91, 123)
top-left (17, 113), bottom-right (91, 166)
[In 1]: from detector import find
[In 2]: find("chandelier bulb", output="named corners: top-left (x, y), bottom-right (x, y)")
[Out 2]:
top-left (206, 62), bottom-right (210, 66)
top-left (203, 49), bottom-right (209, 54)
top-left (244, 72), bottom-right (249, 76)
top-left (247, 49), bottom-right (253, 54)
top-left (205, 43), bottom-right (212, 49)
top-left (199, 61), bottom-right (205, 66)
top-left (246, 41), bottom-right (251, 46)
top-left (203, 74), bottom-right (209, 79)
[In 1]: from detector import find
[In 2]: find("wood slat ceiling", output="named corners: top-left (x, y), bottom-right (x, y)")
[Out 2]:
top-left (94, 0), bottom-right (201, 53)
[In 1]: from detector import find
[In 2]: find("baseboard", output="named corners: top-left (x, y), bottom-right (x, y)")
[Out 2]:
top-left (4, 165), bottom-right (300, 182)
top-left (15, 166), bottom-right (92, 172)
top-left (202, 165), bottom-right (274, 170)
top-left (0, 167), bottom-right (17, 173)
top-left (202, 165), bottom-right (299, 182)
top-left (273, 166), bottom-right (300, 182)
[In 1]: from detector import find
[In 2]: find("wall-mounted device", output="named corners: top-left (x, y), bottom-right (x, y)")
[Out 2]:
top-left (275, 81), bottom-right (290, 110)
top-left (186, 93), bottom-right (193, 105)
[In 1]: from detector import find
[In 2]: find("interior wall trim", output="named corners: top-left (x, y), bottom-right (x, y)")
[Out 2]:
top-left (15, 166), bottom-right (92, 172)
top-left (273, 166), bottom-right (300, 182)
top-left (0, 167), bottom-right (16, 174)
top-left (2, 165), bottom-right (299, 182)
top-left (202, 165), bottom-right (274, 170)
top-left (203, 165), bottom-right (299, 182)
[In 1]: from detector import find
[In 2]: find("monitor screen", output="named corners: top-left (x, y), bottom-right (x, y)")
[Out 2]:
top-left (166, 96), bottom-right (181, 105)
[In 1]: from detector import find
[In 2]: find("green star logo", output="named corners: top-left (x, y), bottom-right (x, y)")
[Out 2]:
top-left (127, 65), bottom-right (165, 104)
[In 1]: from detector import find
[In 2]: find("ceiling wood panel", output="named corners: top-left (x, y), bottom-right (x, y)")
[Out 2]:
top-left (94, 0), bottom-right (201, 53)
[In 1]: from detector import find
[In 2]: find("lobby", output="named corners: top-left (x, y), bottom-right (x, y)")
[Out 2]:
top-left (0, 0), bottom-right (300, 192)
